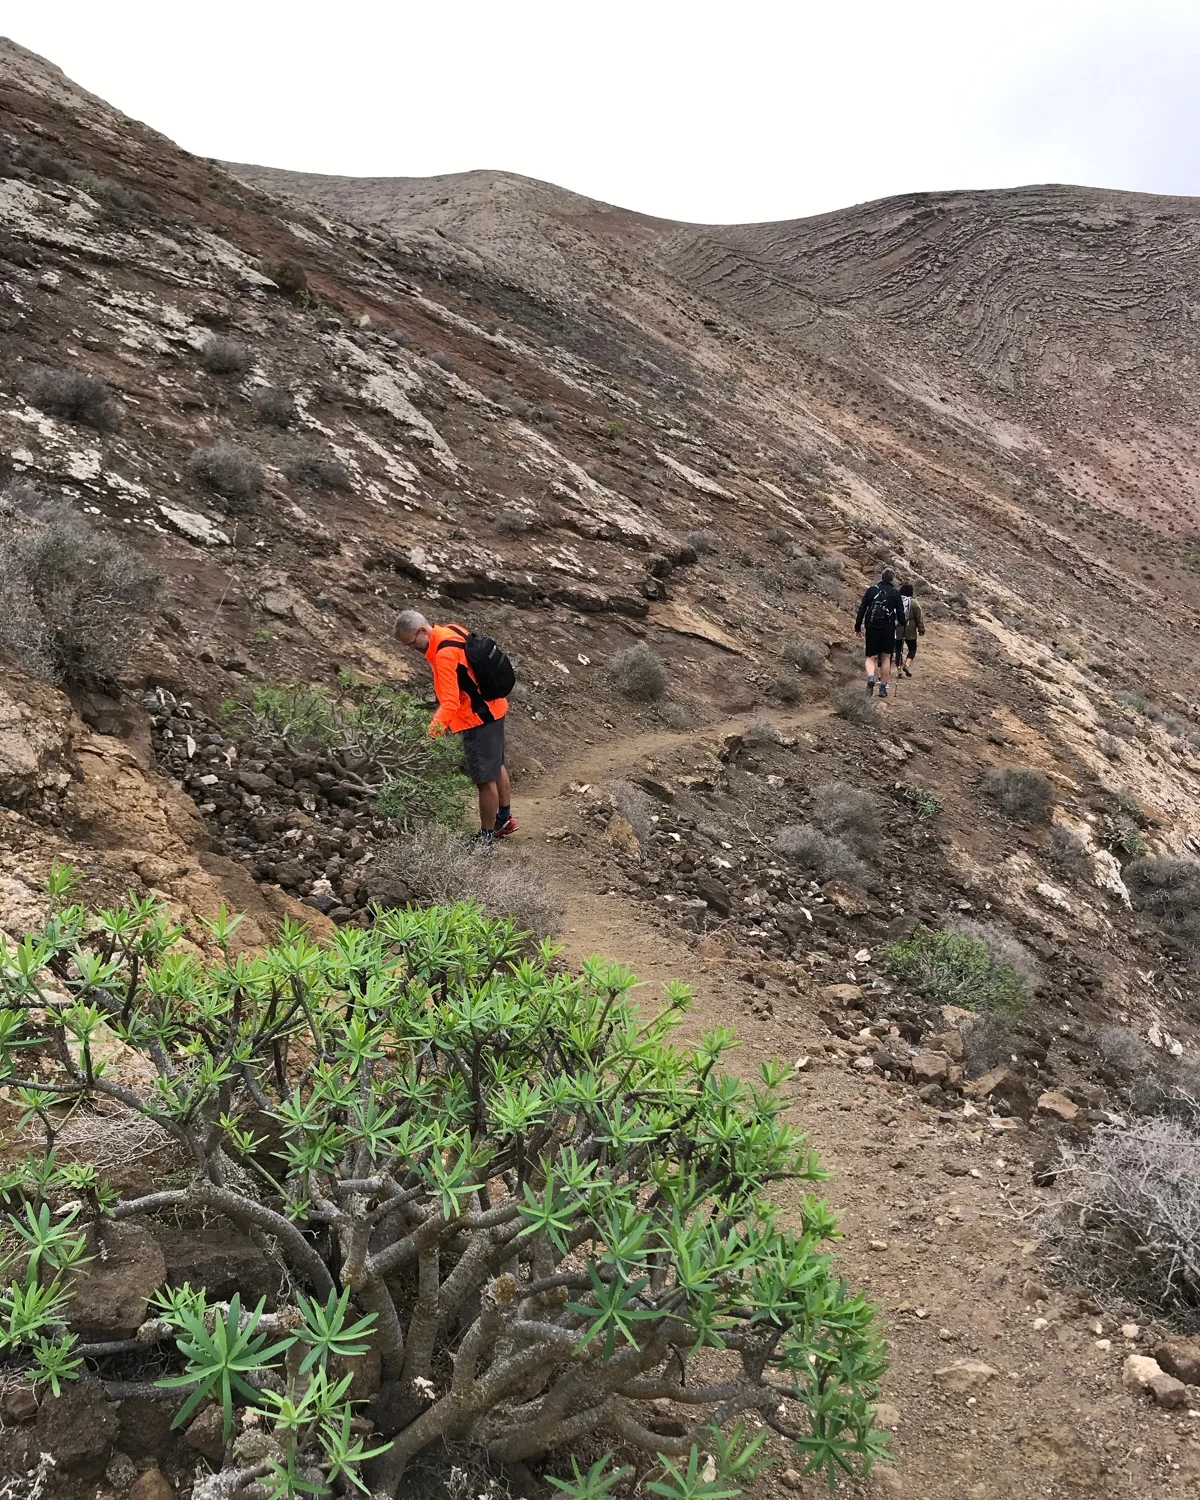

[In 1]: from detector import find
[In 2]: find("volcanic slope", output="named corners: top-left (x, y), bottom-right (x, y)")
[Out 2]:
top-left (4, 32), bottom-right (1200, 1498)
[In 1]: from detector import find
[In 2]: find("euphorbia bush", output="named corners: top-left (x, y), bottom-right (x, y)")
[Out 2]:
top-left (0, 866), bottom-right (886, 1497)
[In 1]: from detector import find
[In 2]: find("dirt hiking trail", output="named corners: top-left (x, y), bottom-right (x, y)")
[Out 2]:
top-left (512, 640), bottom-right (1198, 1500)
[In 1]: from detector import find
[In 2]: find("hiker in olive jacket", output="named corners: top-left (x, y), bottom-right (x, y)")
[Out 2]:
top-left (893, 582), bottom-right (926, 677)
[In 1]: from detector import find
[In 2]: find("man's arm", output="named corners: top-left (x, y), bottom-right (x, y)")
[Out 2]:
top-left (854, 588), bottom-right (872, 632)
top-left (428, 645), bottom-right (460, 735)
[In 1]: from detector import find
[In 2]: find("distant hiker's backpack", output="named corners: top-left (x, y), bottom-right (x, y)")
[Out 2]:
top-left (865, 586), bottom-right (896, 631)
top-left (439, 628), bottom-right (516, 700)
top-left (901, 595), bottom-right (913, 624)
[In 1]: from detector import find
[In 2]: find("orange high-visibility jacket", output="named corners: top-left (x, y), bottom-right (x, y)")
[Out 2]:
top-left (425, 623), bottom-right (509, 735)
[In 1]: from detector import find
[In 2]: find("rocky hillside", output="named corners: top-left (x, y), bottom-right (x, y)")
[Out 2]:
top-left (5, 30), bottom-right (1200, 1500)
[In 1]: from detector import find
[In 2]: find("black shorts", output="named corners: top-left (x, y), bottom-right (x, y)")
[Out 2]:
top-left (864, 628), bottom-right (893, 660)
top-left (461, 716), bottom-right (506, 785)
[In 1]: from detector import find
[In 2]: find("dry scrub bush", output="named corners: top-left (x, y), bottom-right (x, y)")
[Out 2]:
top-left (199, 336), bottom-right (252, 375)
top-left (769, 671), bottom-right (804, 705)
top-left (26, 366), bottom-right (119, 431)
top-left (1125, 857), bottom-right (1200, 949)
top-left (783, 636), bottom-right (827, 675)
top-left (0, 497), bottom-right (161, 688)
top-left (0, 879), bottom-right (885, 1495)
top-left (608, 779), bottom-right (654, 844)
top-left (810, 782), bottom-right (880, 858)
top-left (285, 451), bottom-right (352, 491)
top-left (610, 643), bottom-right (668, 702)
top-left (251, 385), bottom-right (297, 427)
top-left (379, 824), bottom-right (561, 939)
top-left (834, 685), bottom-right (876, 725)
top-left (685, 529), bottom-right (719, 555)
top-left (187, 441), bottom-right (263, 510)
top-left (744, 716), bottom-right (782, 746)
top-left (982, 767), bottom-right (1055, 824)
top-left (1050, 824), bottom-right (1092, 879)
top-left (1045, 1121), bottom-right (1200, 1329)
top-left (815, 574), bottom-right (844, 603)
top-left (775, 824), bottom-right (870, 887)
top-left (818, 554), bottom-right (844, 577)
top-left (430, 352), bottom-right (457, 373)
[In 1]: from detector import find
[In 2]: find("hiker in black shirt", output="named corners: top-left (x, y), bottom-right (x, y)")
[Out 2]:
top-left (854, 568), bottom-right (905, 698)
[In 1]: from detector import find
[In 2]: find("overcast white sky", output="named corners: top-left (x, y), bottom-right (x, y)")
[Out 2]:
top-left (9, 0), bottom-right (1200, 223)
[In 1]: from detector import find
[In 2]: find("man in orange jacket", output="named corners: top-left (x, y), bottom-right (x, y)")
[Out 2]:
top-left (394, 609), bottom-right (516, 844)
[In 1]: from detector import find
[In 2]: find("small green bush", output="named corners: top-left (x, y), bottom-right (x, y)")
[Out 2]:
top-left (0, 875), bottom-right (886, 1495)
top-left (884, 925), bottom-right (1031, 1016)
top-left (900, 786), bottom-right (941, 818)
top-left (240, 680), bottom-right (470, 830)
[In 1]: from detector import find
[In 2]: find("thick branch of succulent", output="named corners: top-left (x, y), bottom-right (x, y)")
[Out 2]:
top-left (0, 863), bottom-right (887, 1499)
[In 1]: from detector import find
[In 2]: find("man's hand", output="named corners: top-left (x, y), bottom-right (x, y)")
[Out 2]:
top-left (855, 628), bottom-right (862, 637)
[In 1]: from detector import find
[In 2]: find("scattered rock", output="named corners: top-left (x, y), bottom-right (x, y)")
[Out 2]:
top-left (911, 1050), bottom-right (951, 1085)
top-left (130, 1468), bottom-right (175, 1500)
top-left (1155, 1338), bottom-right (1200, 1385)
top-left (820, 983), bottom-right (864, 1007)
top-left (1123, 1354), bottom-right (1164, 1393)
top-left (67, 1221), bottom-right (166, 1339)
top-left (1036, 1090), bottom-right (1081, 1122)
top-left (933, 1360), bottom-right (998, 1393)
top-left (1, 1385), bottom-right (38, 1422)
top-left (602, 811), bottom-right (642, 859)
top-left (184, 1404), bottom-right (227, 1465)
top-left (821, 880), bottom-right (874, 917)
top-left (1151, 1372), bottom-right (1189, 1409)
top-left (926, 1028), bottom-right (964, 1062)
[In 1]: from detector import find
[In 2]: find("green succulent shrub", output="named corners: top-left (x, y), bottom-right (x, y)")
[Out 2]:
top-left (884, 925), bottom-right (1030, 1016)
top-left (234, 676), bottom-right (470, 829)
top-left (0, 866), bottom-right (886, 1498)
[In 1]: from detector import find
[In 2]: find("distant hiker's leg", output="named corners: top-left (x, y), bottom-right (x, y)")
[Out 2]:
top-left (879, 653), bottom-right (892, 687)
top-left (478, 779), bottom-right (500, 831)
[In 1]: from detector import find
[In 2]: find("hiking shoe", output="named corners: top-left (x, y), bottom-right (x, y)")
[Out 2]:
top-left (471, 829), bottom-right (496, 848)
top-left (902, 664), bottom-right (913, 677)
top-left (494, 814), bottom-right (518, 839)
top-left (878, 684), bottom-right (889, 699)
top-left (866, 679), bottom-right (875, 695)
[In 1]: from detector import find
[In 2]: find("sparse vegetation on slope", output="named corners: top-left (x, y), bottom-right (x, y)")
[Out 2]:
top-left (0, 879), bottom-right (885, 1494)
top-left (0, 494), bottom-right (161, 687)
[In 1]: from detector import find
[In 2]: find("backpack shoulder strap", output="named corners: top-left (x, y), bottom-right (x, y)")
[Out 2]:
top-left (435, 625), bottom-right (469, 652)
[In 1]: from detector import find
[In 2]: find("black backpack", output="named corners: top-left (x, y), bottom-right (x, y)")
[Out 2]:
top-left (865, 586), bottom-right (896, 631)
top-left (438, 628), bottom-right (516, 702)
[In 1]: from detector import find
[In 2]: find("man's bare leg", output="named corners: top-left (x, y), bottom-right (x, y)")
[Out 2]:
top-left (478, 780), bottom-right (499, 831)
